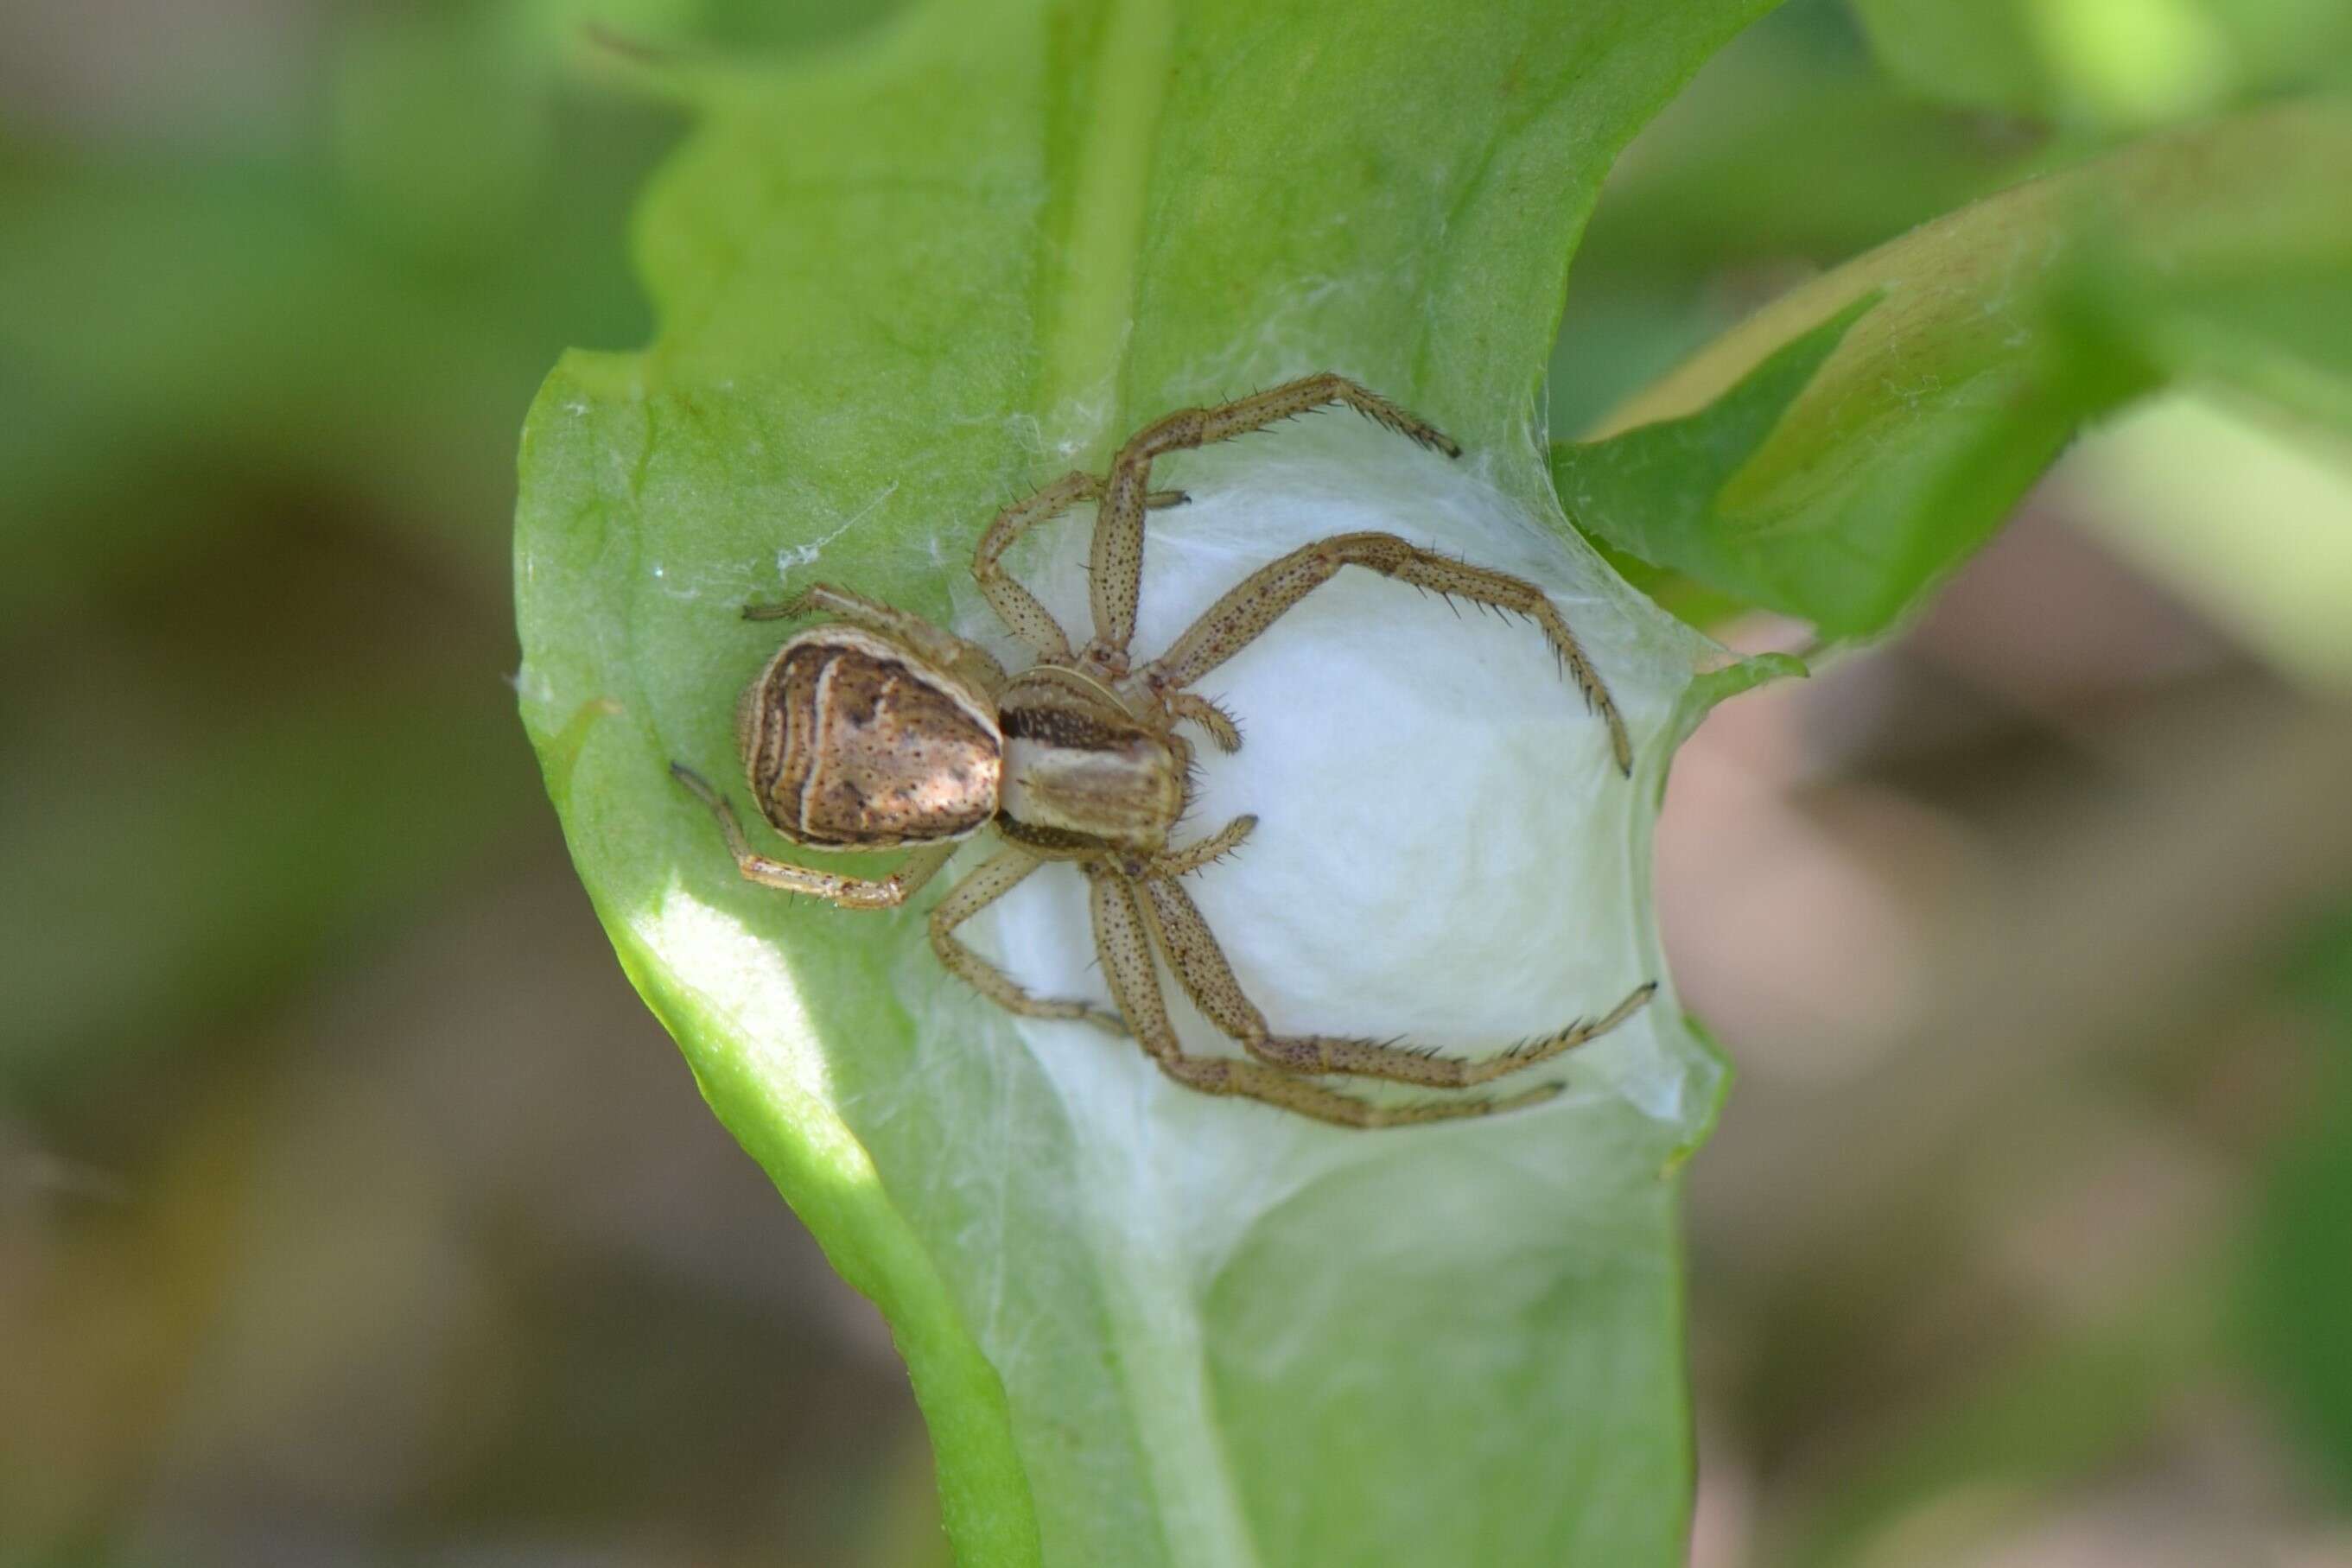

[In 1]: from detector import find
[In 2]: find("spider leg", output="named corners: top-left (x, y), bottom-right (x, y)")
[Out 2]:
top-left (1144, 530), bottom-right (1634, 774)
top-left (1089, 867), bottom-right (1554, 1128)
top-left (1163, 691), bottom-right (1242, 752)
top-left (973, 472), bottom-right (1096, 659)
top-left (1152, 815), bottom-right (1256, 878)
top-left (743, 581), bottom-right (1008, 694)
top-left (930, 846), bottom-right (1126, 1034)
top-left (671, 765), bottom-right (956, 909)
top-left (1137, 872), bottom-right (1654, 1088)
top-left (1089, 373), bottom-right (1459, 660)
top-left (973, 472), bottom-right (1188, 661)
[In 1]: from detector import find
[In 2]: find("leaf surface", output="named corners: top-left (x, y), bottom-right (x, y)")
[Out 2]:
top-left (514, 2), bottom-right (1779, 1563)
top-left (1849, 0), bottom-right (2352, 126)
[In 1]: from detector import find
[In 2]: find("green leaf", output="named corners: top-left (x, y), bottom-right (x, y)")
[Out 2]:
top-left (1554, 295), bottom-right (1878, 622)
top-left (1849, 0), bottom-right (2352, 128)
top-left (514, 1), bottom-right (1780, 1563)
top-left (2062, 256), bottom-right (2352, 433)
top-left (2244, 907), bottom-right (2352, 1504)
top-left (1543, 7), bottom-right (2032, 438)
top-left (1557, 96), bottom-right (2352, 638)
top-left (2058, 394), bottom-right (2352, 683)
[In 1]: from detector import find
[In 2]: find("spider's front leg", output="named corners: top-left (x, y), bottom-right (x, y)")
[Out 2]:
top-left (1144, 531), bottom-right (1635, 774)
top-left (1087, 373), bottom-right (1462, 663)
top-left (1086, 867), bottom-right (1558, 1129)
top-left (671, 765), bottom-right (957, 910)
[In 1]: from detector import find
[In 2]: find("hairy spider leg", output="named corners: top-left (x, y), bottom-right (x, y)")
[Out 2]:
top-left (1089, 372), bottom-right (1462, 659)
top-left (743, 581), bottom-right (1009, 695)
top-left (1139, 873), bottom-right (1654, 1088)
top-left (973, 473), bottom-right (1190, 661)
top-left (922, 821), bottom-right (1248, 1032)
top-left (1161, 690), bottom-right (1242, 752)
top-left (1088, 867), bottom-right (1557, 1128)
top-left (929, 847), bottom-right (1127, 1034)
top-left (1146, 530), bottom-right (1635, 775)
top-left (1151, 814), bottom-right (1256, 877)
top-left (671, 765), bottom-right (957, 909)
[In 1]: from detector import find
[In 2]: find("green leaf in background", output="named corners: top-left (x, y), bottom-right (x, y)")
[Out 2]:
top-left (1553, 293), bottom-right (1876, 625)
top-left (2244, 905), bottom-right (2352, 1506)
top-left (514, 1), bottom-right (1779, 1563)
top-left (2, 671), bottom-right (528, 1098)
top-left (1542, 4), bottom-right (2031, 440)
top-left (2057, 395), bottom-right (2352, 683)
top-left (1848, 0), bottom-right (2352, 127)
top-left (1556, 97), bottom-right (2352, 638)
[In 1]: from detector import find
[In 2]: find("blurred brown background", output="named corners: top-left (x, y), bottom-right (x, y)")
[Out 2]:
top-left (6, 2), bottom-right (2350, 1564)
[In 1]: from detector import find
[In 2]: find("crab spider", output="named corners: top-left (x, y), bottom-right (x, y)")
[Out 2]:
top-left (672, 372), bottom-right (1648, 1127)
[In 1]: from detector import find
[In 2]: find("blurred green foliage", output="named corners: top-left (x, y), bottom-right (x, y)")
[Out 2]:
top-left (1560, 98), bottom-right (2352, 637)
top-left (2245, 906), bottom-right (2352, 1502)
top-left (1545, 6), bottom-right (2030, 438)
top-left (0, 1), bottom-right (675, 1108)
top-left (1850, 0), bottom-right (2352, 128)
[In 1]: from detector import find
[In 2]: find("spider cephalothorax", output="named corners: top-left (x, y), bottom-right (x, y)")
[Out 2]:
top-left (672, 372), bottom-right (1652, 1127)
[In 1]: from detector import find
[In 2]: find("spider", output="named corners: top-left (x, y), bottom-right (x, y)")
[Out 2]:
top-left (671, 372), bottom-right (1654, 1128)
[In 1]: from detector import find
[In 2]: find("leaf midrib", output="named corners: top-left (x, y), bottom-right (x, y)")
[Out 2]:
top-left (1031, 0), bottom-right (1174, 460)
top-left (1014, 4), bottom-right (1268, 1565)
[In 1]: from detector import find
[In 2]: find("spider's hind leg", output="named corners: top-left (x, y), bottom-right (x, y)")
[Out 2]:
top-left (745, 581), bottom-right (1008, 695)
top-left (1145, 530), bottom-right (1635, 774)
top-left (1087, 374), bottom-right (1461, 663)
top-left (671, 765), bottom-right (956, 910)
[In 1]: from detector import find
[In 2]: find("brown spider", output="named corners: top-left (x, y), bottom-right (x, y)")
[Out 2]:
top-left (671, 372), bottom-right (1654, 1127)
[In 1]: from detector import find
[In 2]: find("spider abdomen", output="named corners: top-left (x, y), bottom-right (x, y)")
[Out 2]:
top-left (740, 625), bottom-right (1001, 849)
